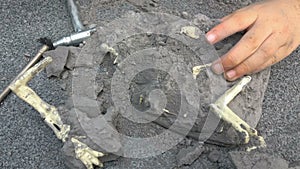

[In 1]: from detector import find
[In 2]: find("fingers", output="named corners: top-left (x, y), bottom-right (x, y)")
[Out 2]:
top-left (212, 24), bottom-right (273, 74)
top-left (206, 9), bottom-right (258, 44)
top-left (254, 42), bottom-right (296, 73)
top-left (206, 0), bottom-right (300, 81)
top-left (224, 35), bottom-right (288, 81)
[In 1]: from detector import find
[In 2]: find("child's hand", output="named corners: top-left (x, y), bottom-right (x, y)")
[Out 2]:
top-left (206, 0), bottom-right (300, 81)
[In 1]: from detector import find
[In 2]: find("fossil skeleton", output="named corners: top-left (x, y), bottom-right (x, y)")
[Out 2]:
top-left (192, 64), bottom-right (212, 79)
top-left (209, 76), bottom-right (266, 151)
top-left (9, 57), bottom-right (105, 169)
top-left (193, 65), bottom-right (266, 150)
top-left (9, 57), bottom-right (266, 169)
top-left (0, 0), bottom-right (269, 166)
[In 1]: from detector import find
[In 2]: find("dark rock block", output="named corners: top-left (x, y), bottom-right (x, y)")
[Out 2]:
top-left (230, 151), bottom-right (289, 169)
top-left (44, 46), bottom-right (69, 77)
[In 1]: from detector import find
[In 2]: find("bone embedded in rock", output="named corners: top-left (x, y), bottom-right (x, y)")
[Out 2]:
top-left (163, 108), bottom-right (177, 116)
top-left (192, 63), bottom-right (212, 79)
top-left (71, 137), bottom-right (105, 169)
top-left (9, 57), bottom-right (70, 142)
top-left (180, 26), bottom-right (202, 39)
top-left (210, 76), bottom-right (266, 150)
top-left (216, 76), bottom-right (252, 105)
top-left (9, 57), bottom-right (107, 168)
top-left (42, 105), bottom-right (70, 142)
top-left (100, 43), bottom-right (119, 64)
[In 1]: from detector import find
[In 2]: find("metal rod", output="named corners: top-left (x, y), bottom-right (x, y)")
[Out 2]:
top-left (0, 45), bottom-right (49, 103)
top-left (53, 27), bottom-right (96, 48)
top-left (67, 0), bottom-right (85, 32)
top-left (0, 0), bottom-right (96, 104)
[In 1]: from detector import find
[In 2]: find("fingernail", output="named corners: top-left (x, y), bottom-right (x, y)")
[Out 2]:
top-left (226, 70), bottom-right (236, 79)
top-left (211, 62), bottom-right (224, 74)
top-left (206, 33), bottom-right (216, 43)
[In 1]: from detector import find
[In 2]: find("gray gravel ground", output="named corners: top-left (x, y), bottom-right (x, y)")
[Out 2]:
top-left (0, 0), bottom-right (72, 168)
top-left (0, 0), bottom-right (299, 169)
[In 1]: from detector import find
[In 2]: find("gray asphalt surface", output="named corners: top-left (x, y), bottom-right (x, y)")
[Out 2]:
top-left (0, 0), bottom-right (72, 168)
top-left (0, 0), bottom-right (299, 169)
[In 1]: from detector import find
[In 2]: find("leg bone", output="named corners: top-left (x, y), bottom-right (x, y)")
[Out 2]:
top-left (9, 57), bottom-right (70, 142)
top-left (210, 76), bottom-right (266, 149)
top-left (71, 137), bottom-right (105, 169)
top-left (192, 63), bottom-right (212, 79)
top-left (9, 57), bottom-right (106, 168)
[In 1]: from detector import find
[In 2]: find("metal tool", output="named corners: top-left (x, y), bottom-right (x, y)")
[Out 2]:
top-left (0, 45), bottom-right (49, 102)
top-left (53, 0), bottom-right (97, 47)
top-left (0, 0), bottom-right (95, 103)
top-left (67, 0), bottom-right (85, 32)
top-left (53, 27), bottom-right (96, 47)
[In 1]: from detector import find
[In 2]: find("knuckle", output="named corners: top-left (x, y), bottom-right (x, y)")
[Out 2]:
top-left (231, 15), bottom-right (245, 27)
top-left (253, 65), bottom-right (266, 74)
top-left (215, 24), bottom-right (225, 33)
top-left (288, 42), bottom-right (296, 52)
top-left (271, 54), bottom-right (278, 64)
top-left (259, 47), bottom-right (273, 60)
top-left (212, 24), bottom-right (226, 38)
top-left (287, 40), bottom-right (294, 49)
top-left (224, 54), bottom-right (239, 68)
top-left (242, 35), bottom-right (260, 52)
top-left (238, 62), bottom-right (252, 75)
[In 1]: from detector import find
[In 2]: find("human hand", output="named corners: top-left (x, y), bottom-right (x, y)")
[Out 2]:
top-left (206, 0), bottom-right (300, 81)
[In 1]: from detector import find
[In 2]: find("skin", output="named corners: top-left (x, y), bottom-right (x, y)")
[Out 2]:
top-left (206, 0), bottom-right (300, 81)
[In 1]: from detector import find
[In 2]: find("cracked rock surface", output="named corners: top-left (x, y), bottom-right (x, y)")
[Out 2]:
top-left (0, 0), bottom-right (299, 169)
top-left (59, 11), bottom-right (270, 168)
top-left (230, 151), bottom-right (290, 169)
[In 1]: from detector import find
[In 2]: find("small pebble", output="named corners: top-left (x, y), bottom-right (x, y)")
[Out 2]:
top-left (83, 20), bottom-right (89, 26)
top-left (1, 77), bottom-right (7, 81)
top-left (181, 11), bottom-right (189, 19)
top-left (61, 71), bottom-right (69, 79)
top-left (79, 43), bottom-right (84, 48)
top-left (149, 2), bottom-right (158, 7)
top-left (88, 24), bottom-right (97, 29)
top-left (158, 41), bottom-right (166, 46)
top-left (185, 139), bottom-right (192, 146)
top-left (24, 53), bottom-right (31, 58)
top-left (96, 84), bottom-right (104, 96)
top-left (176, 144), bottom-right (204, 166)
top-left (60, 82), bottom-right (67, 91)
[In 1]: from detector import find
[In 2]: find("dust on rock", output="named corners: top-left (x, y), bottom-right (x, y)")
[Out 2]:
top-left (57, 11), bottom-right (271, 168)
top-left (230, 151), bottom-right (290, 169)
top-left (5, 0), bottom-right (300, 168)
top-left (44, 46), bottom-right (69, 77)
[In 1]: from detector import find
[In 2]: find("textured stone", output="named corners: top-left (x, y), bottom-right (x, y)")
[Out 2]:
top-left (44, 46), bottom-right (69, 77)
top-left (65, 12), bottom-right (271, 160)
top-left (230, 151), bottom-right (289, 169)
top-left (176, 144), bottom-right (204, 166)
top-left (208, 150), bottom-right (221, 163)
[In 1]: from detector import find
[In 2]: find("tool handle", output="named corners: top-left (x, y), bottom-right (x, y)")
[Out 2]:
top-left (67, 0), bottom-right (85, 32)
top-left (0, 87), bottom-right (10, 103)
top-left (0, 45), bottom-right (49, 103)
